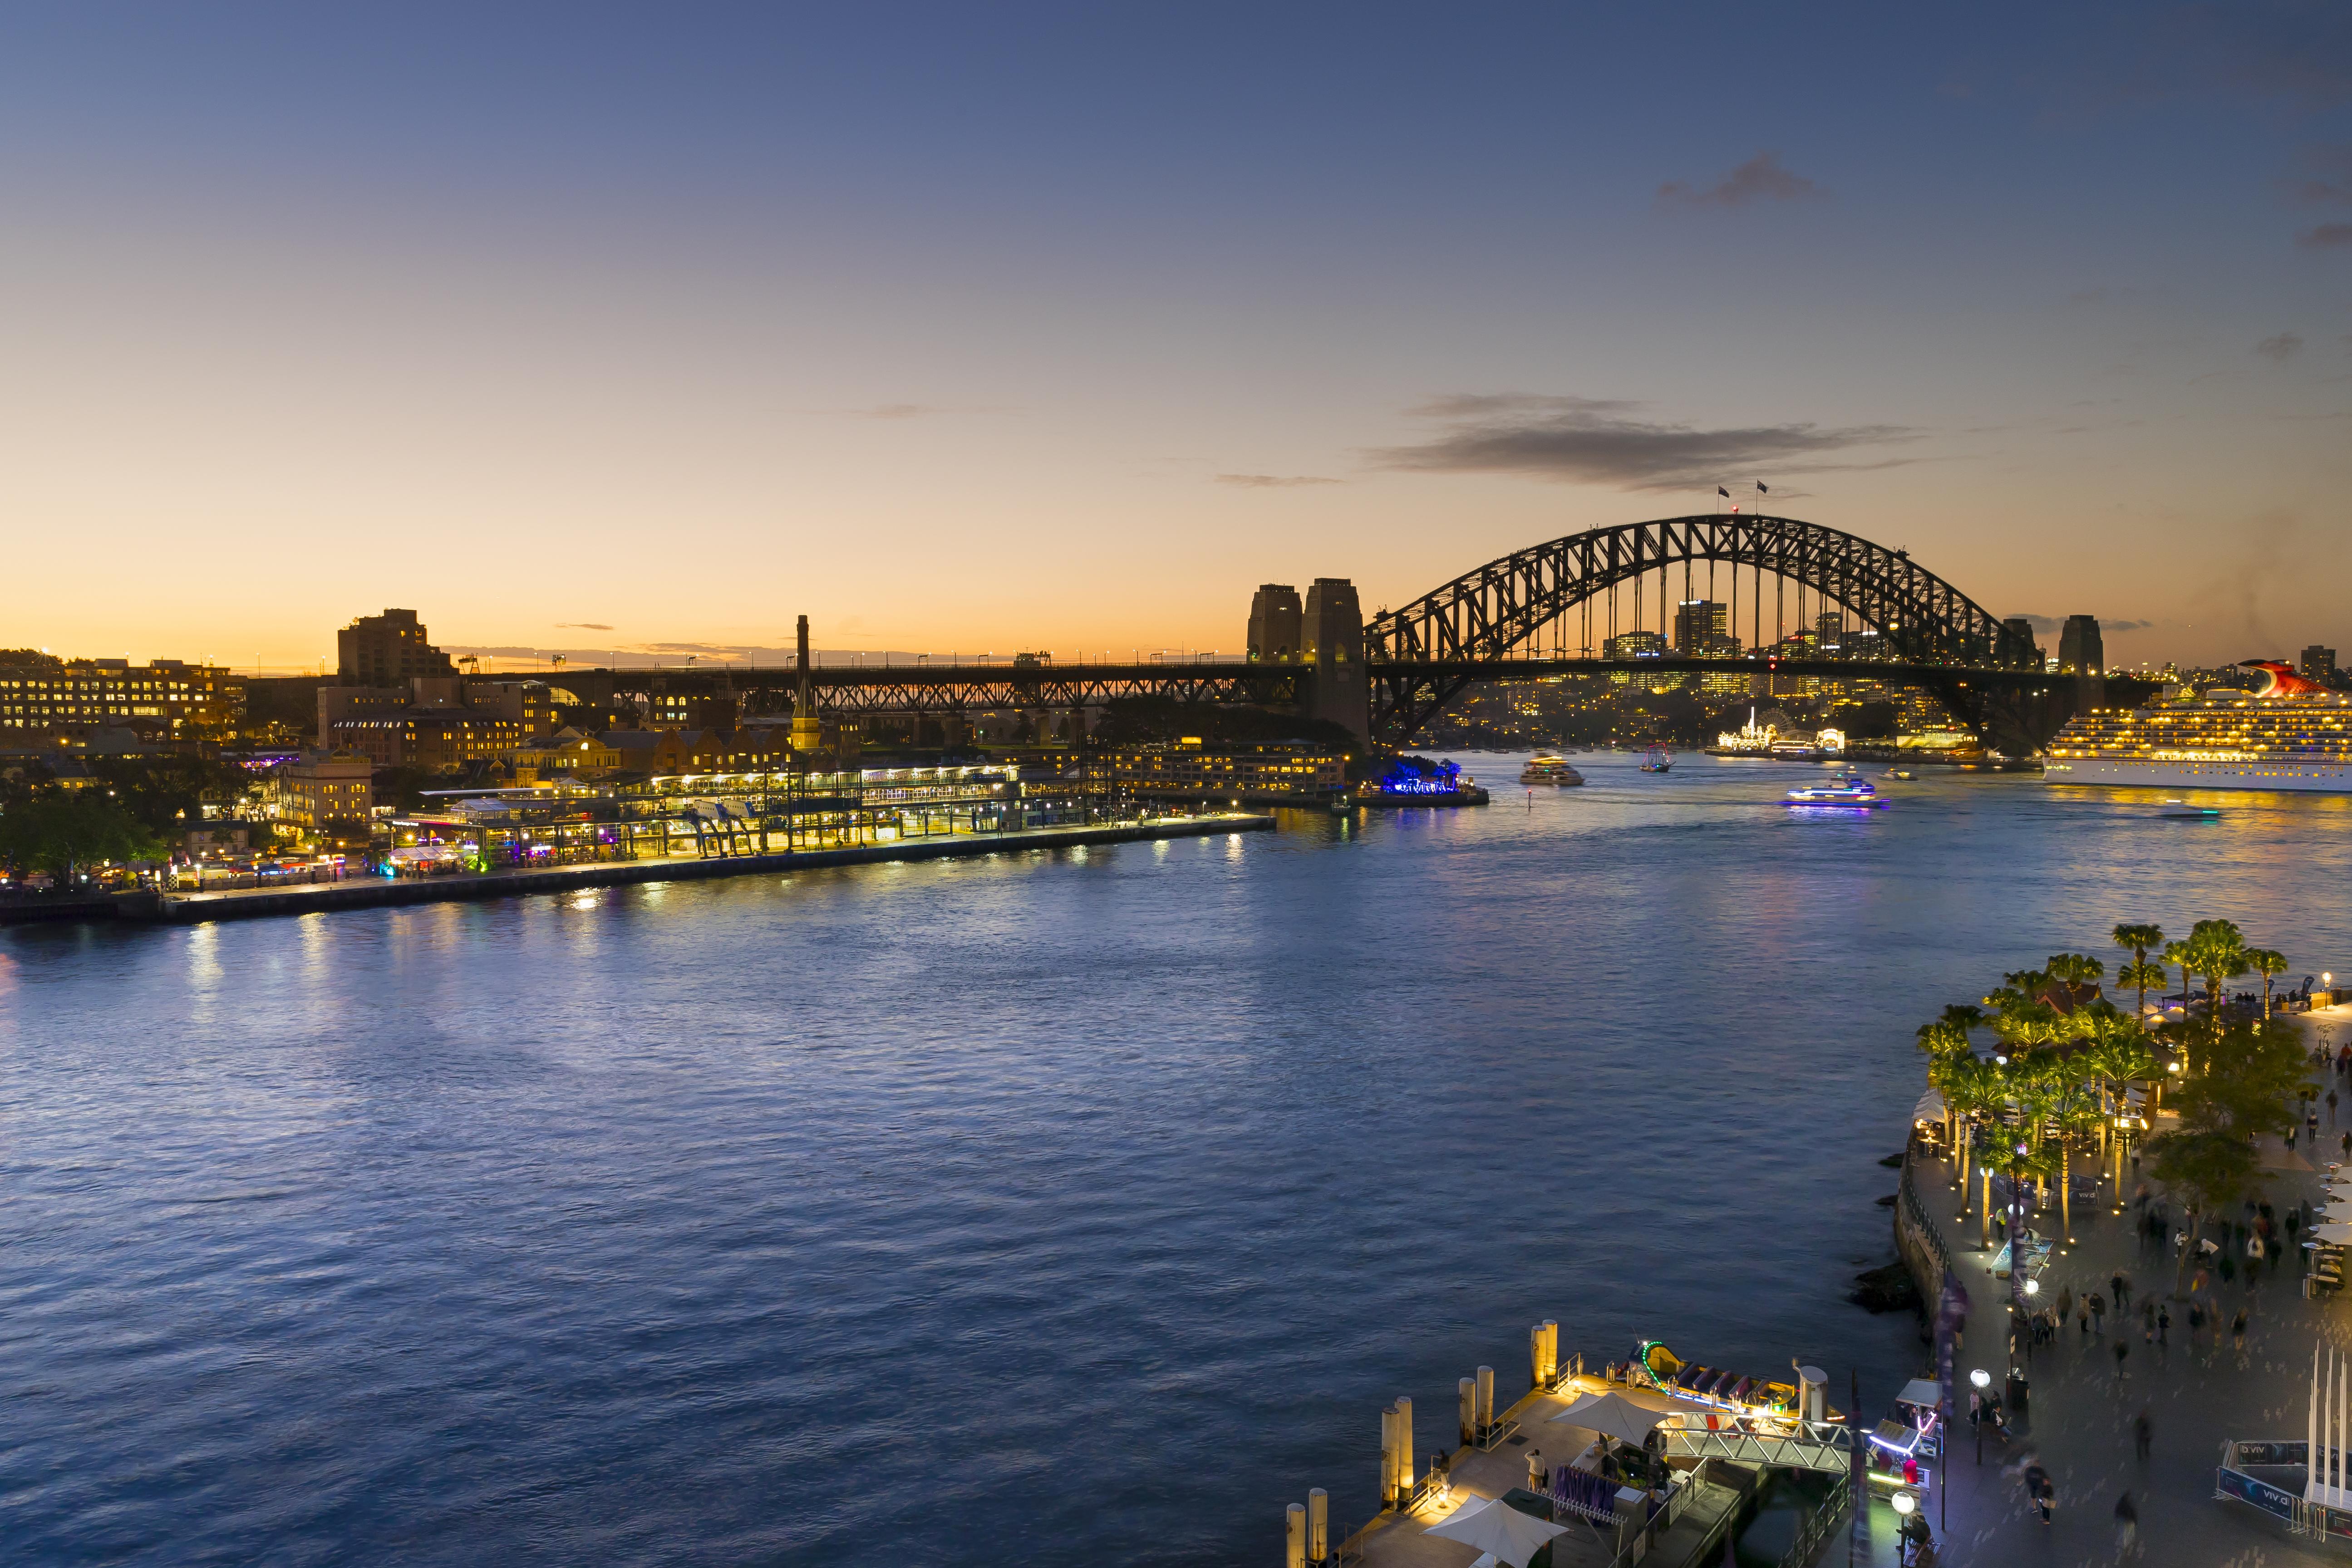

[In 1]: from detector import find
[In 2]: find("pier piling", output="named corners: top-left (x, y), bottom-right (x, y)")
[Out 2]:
top-left (1285, 1503), bottom-right (1305, 1568)
top-left (1308, 1488), bottom-right (1327, 1565)
top-left (1457, 1377), bottom-right (1474, 1445)
top-left (1393, 1397), bottom-right (1413, 1504)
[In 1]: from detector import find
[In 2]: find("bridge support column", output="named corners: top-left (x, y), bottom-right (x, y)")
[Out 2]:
top-left (1302, 577), bottom-right (1371, 751)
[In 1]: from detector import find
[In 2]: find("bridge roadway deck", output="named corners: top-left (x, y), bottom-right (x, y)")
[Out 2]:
top-left (22, 813), bottom-right (1273, 927)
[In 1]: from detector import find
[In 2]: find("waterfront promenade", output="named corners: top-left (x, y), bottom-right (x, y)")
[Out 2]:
top-left (1902, 1003), bottom-right (2352, 1568)
top-left (2, 812), bottom-right (1273, 926)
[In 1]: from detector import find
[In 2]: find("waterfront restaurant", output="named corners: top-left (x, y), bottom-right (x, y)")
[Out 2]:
top-left (384, 762), bottom-right (1154, 870)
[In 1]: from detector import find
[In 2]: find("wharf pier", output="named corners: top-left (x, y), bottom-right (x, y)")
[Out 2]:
top-left (1333, 1371), bottom-right (1751, 1568)
top-left (2, 813), bottom-right (1273, 927)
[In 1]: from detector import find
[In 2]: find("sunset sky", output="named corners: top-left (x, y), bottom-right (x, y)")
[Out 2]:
top-left (5, 4), bottom-right (2348, 670)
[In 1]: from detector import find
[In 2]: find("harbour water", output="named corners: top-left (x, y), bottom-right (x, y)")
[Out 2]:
top-left (6, 753), bottom-right (2350, 1566)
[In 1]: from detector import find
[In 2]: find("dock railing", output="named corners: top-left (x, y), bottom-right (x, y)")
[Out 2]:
top-left (1775, 1471), bottom-right (1852, 1568)
top-left (1900, 1149), bottom-right (1954, 1280)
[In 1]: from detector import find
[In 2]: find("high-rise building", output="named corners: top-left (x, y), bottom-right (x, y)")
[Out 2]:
top-left (1247, 584), bottom-right (1304, 663)
top-left (2056, 615), bottom-right (2104, 676)
top-left (2303, 645), bottom-right (2339, 683)
top-left (1673, 600), bottom-right (1733, 655)
top-left (338, 609), bottom-right (456, 686)
top-left (1815, 610), bottom-right (1847, 658)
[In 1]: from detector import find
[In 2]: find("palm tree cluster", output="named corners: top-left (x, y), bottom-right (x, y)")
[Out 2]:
top-left (1914, 917), bottom-right (2304, 1283)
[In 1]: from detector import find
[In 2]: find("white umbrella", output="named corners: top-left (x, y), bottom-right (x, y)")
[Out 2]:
top-left (2312, 1223), bottom-right (2352, 1244)
top-left (1423, 1496), bottom-right (1569, 1568)
top-left (1545, 1390), bottom-right (1667, 1445)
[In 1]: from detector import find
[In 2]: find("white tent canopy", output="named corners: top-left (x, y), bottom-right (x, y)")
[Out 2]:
top-left (1423, 1496), bottom-right (1569, 1568)
top-left (1913, 1087), bottom-right (1947, 1125)
top-left (2312, 1223), bottom-right (2352, 1244)
top-left (1546, 1391), bottom-right (1668, 1445)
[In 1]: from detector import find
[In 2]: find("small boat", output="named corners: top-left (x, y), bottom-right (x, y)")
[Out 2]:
top-left (1520, 754), bottom-right (1586, 786)
top-left (1785, 773), bottom-right (1889, 808)
top-left (1885, 770), bottom-right (1915, 782)
top-left (1638, 745), bottom-right (1673, 773)
top-left (2158, 801), bottom-right (2221, 821)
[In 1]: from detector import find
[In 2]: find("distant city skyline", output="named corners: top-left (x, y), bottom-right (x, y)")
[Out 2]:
top-left (5, 4), bottom-right (2348, 667)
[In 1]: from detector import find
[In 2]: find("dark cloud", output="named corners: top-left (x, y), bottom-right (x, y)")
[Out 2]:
top-left (556, 622), bottom-right (614, 631)
top-left (1372, 393), bottom-right (1915, 492)
top-left (2257, 331), bottom-right (2305, 360)
top-left (2011, 615), bottom-right (2154, 634)
top-left (2298, 221), bottom-right (2352, 248)
top-left (1657, 151), bottom-right (1823, 206)
top-left (2107, 4), bottom-right (2352, 109)
top-left (1214, 473), bottom-right (1342, 487)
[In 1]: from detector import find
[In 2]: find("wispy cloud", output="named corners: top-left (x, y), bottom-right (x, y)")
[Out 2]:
top-left (1658, 152), bottom-right (1823, 207)
top-left (2283, 143), bottom-right (2352, 204)
top-left (556, 622), bottom-right (614, 631)
top-left (848, 403), bottom-right (938, 420)
top-left (1214, 473), bottom-right (1342, 488)
top-left (1372, 393), bottom-right (1915, 492)
top-left (2257, 331), bottom-right (2305, 361)
top-left (2298, 221), bottom-right (2352, 248)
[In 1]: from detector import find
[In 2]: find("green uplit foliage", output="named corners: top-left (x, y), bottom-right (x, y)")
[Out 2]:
top-left (84, 756), bottom-right (255, 837)
top-left (0, 792), bottom-right (167, 883)
top-left (2146, 1017), bottom-right (2302, 1220)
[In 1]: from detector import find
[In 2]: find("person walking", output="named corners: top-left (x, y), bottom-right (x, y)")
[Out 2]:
top-left (2332, 1089), bottom-right (2341, 1122)
top-left (2079, 1297), bottom-right (2092, 1337)
top-left (2113, 1338), bottom-right (2129, 1382)
top-left (2142, 1300), bottom-right (2156, 1343)
top-left (2057, 1283), bottom-right (2074, 1325)
top-left (2157, 1305), bottom-right (2170, 1347)
top-left (2134, 1408), bottom-right (2153, 1461)
top-left (2115, 1490), bottom-right (2139, 1554)
top-left (2090, 1291), bottom-right (2106, 1335)
top-left (2113, 1270), bottom-right (2131, 1310)
top-left (2233, 1307), bottom-right (2249, 1355)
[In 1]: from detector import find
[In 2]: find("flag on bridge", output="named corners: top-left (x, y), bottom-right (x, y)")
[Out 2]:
top-left (1717, 486), bottom-right (1730, 499)
top-left (1757, 482), bottom-right (1769, 494)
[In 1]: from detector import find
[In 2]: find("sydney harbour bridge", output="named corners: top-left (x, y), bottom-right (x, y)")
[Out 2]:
top-left (550, 516), bottom-right (2101, 755)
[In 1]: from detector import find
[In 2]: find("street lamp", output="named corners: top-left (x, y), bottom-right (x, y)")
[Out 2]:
top-left (1892, 1491), bottom-right (1915, 1517)
top-left (1970, 1369), bottom-right (1991, 1464)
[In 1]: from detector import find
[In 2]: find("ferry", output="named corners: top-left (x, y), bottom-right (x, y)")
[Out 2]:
top-left (2044, 660), bottom-right (2352, 794)
top-left (1638, 745), bottom-right (1673, 774)
top-left (1520, 754), bottom-right (1586, 786)
top-left (1627, 1341), bottom-right (1843, 1424)
top-left (1784, 774), bottom-right (1889, 808)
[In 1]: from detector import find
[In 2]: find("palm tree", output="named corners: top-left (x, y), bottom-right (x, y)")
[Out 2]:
top-left (2248, 948), bottom-right (2290, 1018)
top-left (2046, 952), bottom-right (2106, 997)
top-left (2161, 938), bottom-right (2193, 1031)
top-left (1935, 1054), bottom-right (2004, 1214)
top-left (2114, 922), bottom-right (2164, 976)
top-left (2116, 957), bottom-right (2168, 1021)
top-left (2185, 921), bottom-right (2251, 1048)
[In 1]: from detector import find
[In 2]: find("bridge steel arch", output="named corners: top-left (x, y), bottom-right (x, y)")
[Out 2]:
top-left (1361, 514), bottom-right (2041, 743)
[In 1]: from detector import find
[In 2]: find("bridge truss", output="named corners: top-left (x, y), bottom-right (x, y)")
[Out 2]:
top-left (1360, 514), bottom-right (2052, 745)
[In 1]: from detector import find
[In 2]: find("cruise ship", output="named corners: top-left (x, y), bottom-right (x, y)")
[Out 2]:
top-left (2043, 661), bottom-right (2352, 793)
